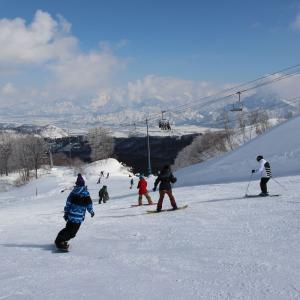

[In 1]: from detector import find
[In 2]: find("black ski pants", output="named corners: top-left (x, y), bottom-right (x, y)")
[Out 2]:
top-left (260, 177), bottom-right (270, 194)
top-left (55, 221), bottom-right (81, 245)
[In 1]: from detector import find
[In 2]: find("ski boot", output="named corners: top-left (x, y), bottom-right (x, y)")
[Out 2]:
top-left (56, 241), bottom-right (69, 251)
top-left (259, 192), bottom-right (269, 197)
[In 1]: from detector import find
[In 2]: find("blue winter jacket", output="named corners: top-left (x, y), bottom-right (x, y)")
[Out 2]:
top-left (64, 186), bottom-right (94, 223)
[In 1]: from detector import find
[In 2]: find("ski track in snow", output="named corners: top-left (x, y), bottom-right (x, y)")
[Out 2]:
top-left (0, 165), bottom-right (300, 300)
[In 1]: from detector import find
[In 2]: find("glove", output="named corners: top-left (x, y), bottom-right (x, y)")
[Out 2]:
top-left (91, 211), bottom-right (95, 218)
top-left (152, 187), bottom-right (156, 192)
top-left (63, 213), bottom-right (68, 221)
top-left (251, 169), bottom-right (256, 174)
top-left (171, 177), bottom-right (177, 183)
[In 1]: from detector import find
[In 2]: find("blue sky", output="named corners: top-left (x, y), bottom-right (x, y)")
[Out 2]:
top-left (0, 0), bottom-right (300, 114)
top-left (1, 0), bottom-right (299, 81)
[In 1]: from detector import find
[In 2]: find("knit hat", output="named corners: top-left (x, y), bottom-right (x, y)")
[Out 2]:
top-left (75, 173), bottom-right (85, 186)
top-left (256, 155), bottom-right (263, 162)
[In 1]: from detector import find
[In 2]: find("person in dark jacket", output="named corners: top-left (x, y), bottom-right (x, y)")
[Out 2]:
top-left (55, 173), bottom-right (94, 250)
top-left (98, 185), bottom-right (109, 204)
top-left (153, 165), bottom-right (177, 212)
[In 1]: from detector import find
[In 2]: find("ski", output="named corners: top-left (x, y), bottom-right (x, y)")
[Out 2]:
top-left (147, 204), bottom-right (188, 214)
top-left (245, 194), bottom-right (281, 198)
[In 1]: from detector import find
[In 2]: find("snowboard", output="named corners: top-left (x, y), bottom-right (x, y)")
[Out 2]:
top-left (131, 203), bottom-right (157, 207)
top-left (245, 194), bottom-right (280, 198)
top-left (147, 204), bottom-right (188, 214)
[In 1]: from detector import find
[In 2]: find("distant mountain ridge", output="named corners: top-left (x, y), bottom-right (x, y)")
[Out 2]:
top-left (0, 93), bottom-right (297, 129)
top-left (0, 123), bottom-right (68, 139)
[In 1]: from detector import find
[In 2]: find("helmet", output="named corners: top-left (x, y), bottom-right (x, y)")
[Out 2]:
top-left (256, 155), bottom-right (263, 161)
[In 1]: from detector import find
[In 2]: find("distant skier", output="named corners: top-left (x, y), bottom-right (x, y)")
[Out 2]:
top-left (137, 175), bottom-right (153, 205)
top-left (153, 165), bottom-right (177, 212)
top-left (97, 171), bottom-right (104, 184)
top-left (98, 185), bottom-right (109, 204)
top-left (106, 172), bottom-right (110, 179)
top-left (55, 173), bottom-right (94, 250)
top-left (252, 155), bottom-right (272, 196)
top-left (130, 178), bottom-right (134, 189)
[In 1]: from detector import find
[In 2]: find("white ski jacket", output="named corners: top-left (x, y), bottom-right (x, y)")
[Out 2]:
top-left (255, 158), bottom-right (272, 178)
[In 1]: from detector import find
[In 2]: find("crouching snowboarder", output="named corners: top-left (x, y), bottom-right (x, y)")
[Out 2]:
top-left (55, 174), bottom-right (94, 250)
top-left (153, 165), bottom-right (178, 212)
top-left (252, 155), bottom-right (272, 196)
top-left (98, 185), bottom-right (109, 204)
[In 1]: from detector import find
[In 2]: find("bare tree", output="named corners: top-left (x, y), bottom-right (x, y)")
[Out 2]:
top-left (27, 136), bottom-right (47, 178)
top-left (257, 111), bottom-right (270, 134)
top-left (173, 130), bottom-right (228, 170)
top-left (222, 111), bottom-right (234, 150)
top-left (237, 111), bottom-right (247, 143)
top-left (14, 136), bottom-right (31, 181)
top-left (86, 127), bottom-right (114, 161)
top-left (248, 109), bottom-right (259, 140)
top-left (13, 135), bottom-right (47, 180)
top-left (0, 132), bottom-right (13, 176)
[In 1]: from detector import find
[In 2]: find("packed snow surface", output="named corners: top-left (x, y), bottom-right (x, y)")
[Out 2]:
top-left (0, 118), bottom-right (300, 299)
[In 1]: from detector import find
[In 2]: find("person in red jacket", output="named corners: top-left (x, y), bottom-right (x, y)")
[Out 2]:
top-left (137, 175), bottom-right (153, 206)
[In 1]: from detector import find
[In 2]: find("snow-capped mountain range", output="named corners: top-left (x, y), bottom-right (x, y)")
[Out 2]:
top-left (0, 93), bottom-right (298, 130)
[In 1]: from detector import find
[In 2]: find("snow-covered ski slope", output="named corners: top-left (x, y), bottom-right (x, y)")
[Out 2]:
top-left (176, 115), bottom-right (300, 186)
top-left (0, 119), bottom-right (300, 299)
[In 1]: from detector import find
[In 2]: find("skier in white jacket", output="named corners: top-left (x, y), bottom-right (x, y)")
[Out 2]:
top-left (252, 155), bottom-right (272, 196)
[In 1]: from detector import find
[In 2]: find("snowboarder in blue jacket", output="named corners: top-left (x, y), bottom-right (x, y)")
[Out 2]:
top-left (55, 173), bottom-right (94, 250)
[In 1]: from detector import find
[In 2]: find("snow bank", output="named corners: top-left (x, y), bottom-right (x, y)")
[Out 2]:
top-left (176, 115), bottom-right (300, 186)
top-left (83, 158), bottom-right (132, 178)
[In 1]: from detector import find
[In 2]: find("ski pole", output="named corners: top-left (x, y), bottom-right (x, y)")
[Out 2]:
top-left (61, 188), bottom-right (72, 193)
top-left (271, 177), bottom-right (287, 191)
top-left (245, 173), bottom-right (253, 196)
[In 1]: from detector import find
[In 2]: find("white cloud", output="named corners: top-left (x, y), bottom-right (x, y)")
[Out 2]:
top-left (290, 13), bottom-right (300, 30)
top-left (1, 83), bottom-right (16, 95)
top-left (127, 75), bottom-right (217, 103)
top-left (262, 74), bottom-right (300, 99)
top-left (48, 50), bottom-right (127, 96)
top-left (0, 10), bottom-right (77, 65)
top-left (0, 10), bottom-right (128, 104)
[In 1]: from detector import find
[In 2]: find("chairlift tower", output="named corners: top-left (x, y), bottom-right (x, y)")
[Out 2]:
top-left (145, 118), bottom-right (152, 176)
